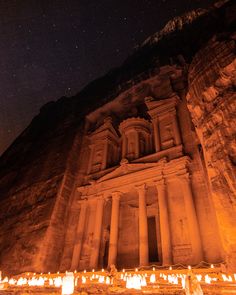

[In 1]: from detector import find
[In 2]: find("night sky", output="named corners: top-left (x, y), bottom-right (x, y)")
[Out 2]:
top-left (0, 0), bottom-right (216, 155)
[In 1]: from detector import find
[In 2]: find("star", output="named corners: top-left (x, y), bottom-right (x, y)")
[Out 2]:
top-left (0, 0), bottom-right (216, 155)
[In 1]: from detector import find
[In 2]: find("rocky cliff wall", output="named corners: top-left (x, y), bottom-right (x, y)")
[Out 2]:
top-left (187, 33), bottom-right (236, 271)
top-left (0, 103), bottom-right (83, 274)
top-left (0, 0), bottom-right (235, 274)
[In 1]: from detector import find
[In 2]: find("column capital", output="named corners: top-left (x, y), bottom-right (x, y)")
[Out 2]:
top-left (78, 198), bottom-right (88, 206)
top-left (178, 173), bottom-right (191, 183)
top-left (111, 191), bottom-right (122, 200)
top-left (136, 183), bottom-right (147, 190)
top-left (164, 175), bottom-right (180, 184)
top-left (96, 193), bottom-right (105, 200)
top-left (135, 183), bottom-right (147, 195)
top-left (151, 117), bottom-right (159, 123)
top-left (154, 179), bottom-right (166, 188)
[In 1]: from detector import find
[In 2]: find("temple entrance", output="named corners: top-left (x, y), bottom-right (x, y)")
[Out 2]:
top-left (148, 216), bottom-right (159, 262)
top-left (103, 240), bottom-right (109, 268)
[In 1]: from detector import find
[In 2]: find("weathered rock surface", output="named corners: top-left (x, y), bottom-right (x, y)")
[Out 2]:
top-left (0, 0), bottom-right (235, 274)
top-left (187, 34), bottom-right (236, 271)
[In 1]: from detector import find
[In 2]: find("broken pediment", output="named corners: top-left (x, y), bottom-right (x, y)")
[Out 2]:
top-left (145, 95), bottom-right (180, 119)
top-left (88, 116), bottom-right (119, 142)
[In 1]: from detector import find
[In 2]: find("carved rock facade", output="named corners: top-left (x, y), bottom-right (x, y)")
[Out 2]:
top-left (0, 1), bottom-right (235, 275)
top-left (60, 67), bottom-right (222, 272)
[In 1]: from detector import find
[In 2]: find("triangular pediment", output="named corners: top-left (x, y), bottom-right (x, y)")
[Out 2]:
top-left (97, 160), bottom-right (157, 183)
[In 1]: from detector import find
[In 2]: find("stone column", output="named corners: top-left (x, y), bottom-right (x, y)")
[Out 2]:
top-left (71, 200), bottom-right (88, 270)
top-left (155, 181), bottom-right (172, 265)
top-left (172, 113), bottom-right (181, 145)
top-left (137, 184), bottom-right (149, 266)
top-left (134, 131), bottom-right (139, 159)
top-left (180, 175), bottom-right (203, 263)
top-left (101, 139), bottom-right (108, 170)
top-left (89, 196), bottom-right (104, 269)
top-left (152, 118), bottom-right (161, 152)
top-left (87, 144), bottom-right (95, 174)
top-left (121, 135), bottom-right (127, 159)
top-left (108, 192), bottom-right (121, 267)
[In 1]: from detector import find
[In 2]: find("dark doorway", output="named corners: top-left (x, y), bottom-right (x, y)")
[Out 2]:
top-left (148, 216), bottom-right (159, 262)
top-left (103, 240), bottom-right (109, 268)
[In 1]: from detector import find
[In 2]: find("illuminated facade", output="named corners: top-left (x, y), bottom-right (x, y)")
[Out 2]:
top-left (60, 71), bottom-right (222, 271)
top-left (0, 1), bottom-right (235, 276)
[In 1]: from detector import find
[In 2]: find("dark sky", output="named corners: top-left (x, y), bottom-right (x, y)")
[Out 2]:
top-left (0, 0), bottom-right (216, 155)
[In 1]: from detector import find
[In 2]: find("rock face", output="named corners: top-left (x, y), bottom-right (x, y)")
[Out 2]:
top-left (187, 34), bottom-right (236, 271)
top-left (0, 0), bottom-right (235, 274)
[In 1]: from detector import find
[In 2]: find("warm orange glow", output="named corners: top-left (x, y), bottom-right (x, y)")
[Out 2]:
top-left (1, 266), bottom-right (236, 294)
top-left (61, 272), bottom-right (74, 295)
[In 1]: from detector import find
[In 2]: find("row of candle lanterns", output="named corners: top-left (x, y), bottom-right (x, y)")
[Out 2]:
top-left (1, 265), bottom-right (236, 294)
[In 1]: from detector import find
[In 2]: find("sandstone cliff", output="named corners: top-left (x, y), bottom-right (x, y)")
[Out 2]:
top-left (0, 0), bottom-right (235, 274)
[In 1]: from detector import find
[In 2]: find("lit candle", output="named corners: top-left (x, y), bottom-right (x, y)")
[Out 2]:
top-left (61, 272), bottom-right (74, 295)
top-left (150, 274), bottom-right (156, 283)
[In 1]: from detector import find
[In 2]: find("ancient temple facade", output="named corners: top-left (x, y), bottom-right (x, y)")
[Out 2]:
top-left (60, 74), bottom-right (223, 271)
top-left (0, 1), bottom-right (235, 275)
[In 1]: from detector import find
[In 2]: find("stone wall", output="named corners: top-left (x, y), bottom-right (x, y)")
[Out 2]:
top-left (0, 105), bottom-right (82, 274)
top-left (187, 34), bottom-right (236, 271)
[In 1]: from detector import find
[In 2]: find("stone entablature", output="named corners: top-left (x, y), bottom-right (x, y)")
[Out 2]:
top-left (79, 156), bottom-right (191, 197)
